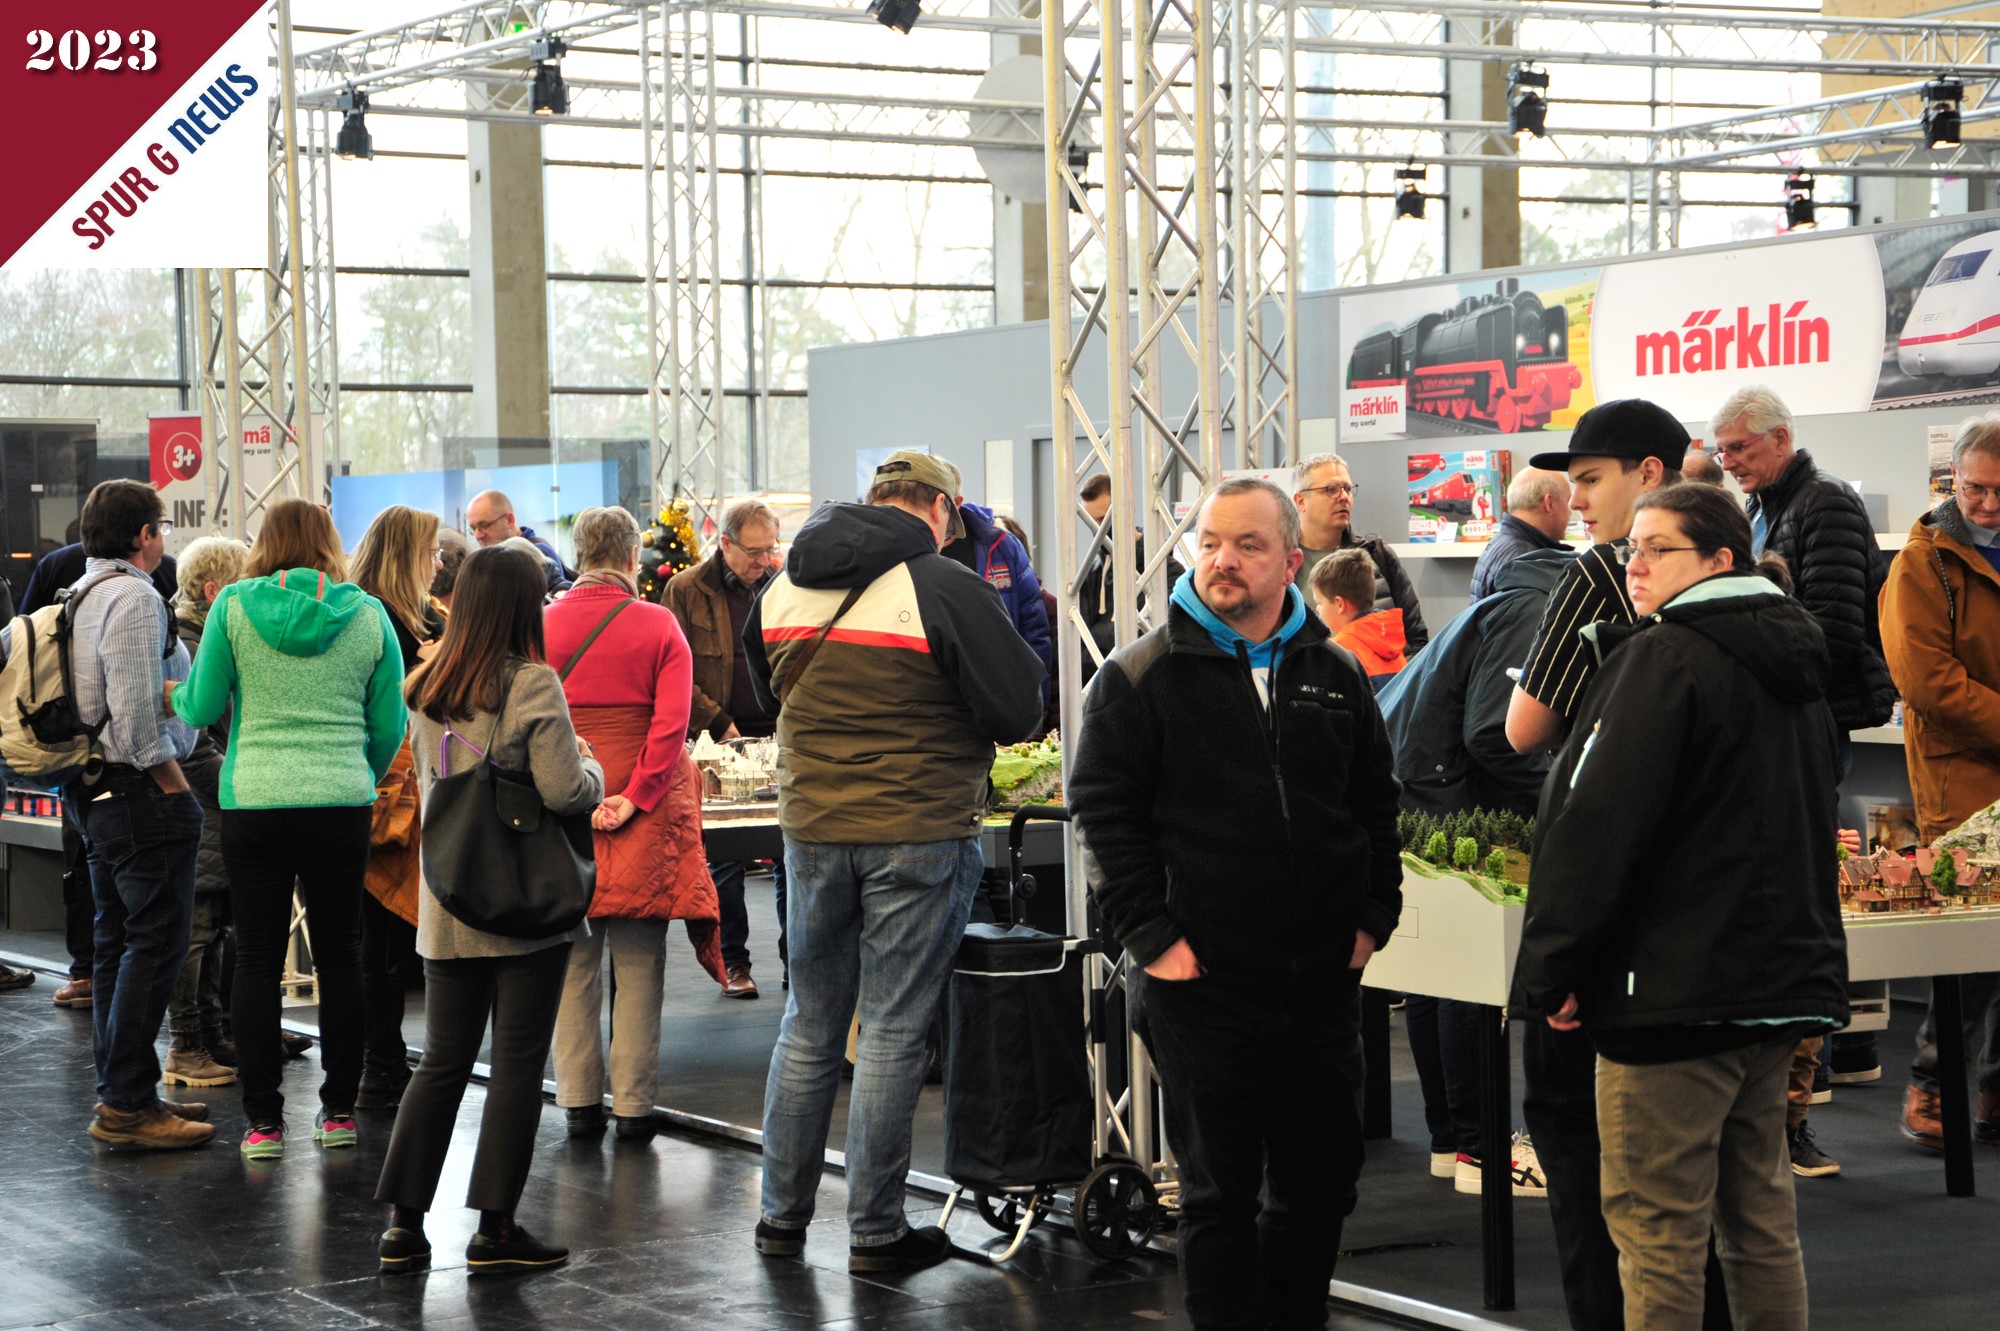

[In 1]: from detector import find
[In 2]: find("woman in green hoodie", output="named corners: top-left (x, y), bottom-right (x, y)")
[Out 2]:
top-left (169, 499), bottom-right (409, 1159)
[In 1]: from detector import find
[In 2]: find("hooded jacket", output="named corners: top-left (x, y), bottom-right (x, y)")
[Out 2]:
top-left (1302, 529), bottom-right (1431, 653)
top-left (946, 501), bottom-right (1055, 687)
top-left (171, 568), bottom-right (408, 810)
top-left (1881, 496), bottom-right (2000, 842)
top-left (745, 502), bottom-right (1044, 844)
top-left (1381, 547), bottom-right (1575, 819)
top-left (1748, 448), bottom-right (1897, 730)
top-left (1070, 572), bottom-right (1404, 980)
top-left (1509, 574), bottom-right (1848, 1035)
top-left (1332, 609), bottom-right (1407, 686)
top-left (1470, 513), bottom-right (1569, 601)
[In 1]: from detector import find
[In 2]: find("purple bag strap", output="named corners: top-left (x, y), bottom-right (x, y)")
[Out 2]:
top-left (439, 723), bottom-right (487, 774)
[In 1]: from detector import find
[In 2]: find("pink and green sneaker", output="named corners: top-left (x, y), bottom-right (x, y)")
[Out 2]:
top-left (314, 1111), bottom-right (358, 1149)
top-left (240, 1122), bottom-right (285, 1159)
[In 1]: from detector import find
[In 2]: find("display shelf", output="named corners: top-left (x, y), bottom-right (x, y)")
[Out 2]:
top-left (1853, 725), bottom-right (1904, 746)
top-left (1879, 533), bottom-right (1907, 550)
top-left (1386, 542), bottom-right (1493, 560)
top-left (1361, 863), bottom-right (1523, 1006)
top-left (0, 815), bottom-right (64, 852)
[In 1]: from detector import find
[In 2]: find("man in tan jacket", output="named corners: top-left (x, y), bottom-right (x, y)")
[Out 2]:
top-left (1880, 412), bottom-right (2000, 1151)
top-left (663, 499), bottom-right (783, 998)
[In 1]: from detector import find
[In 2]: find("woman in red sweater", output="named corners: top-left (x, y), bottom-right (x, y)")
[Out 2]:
top-left (546, 507), bottom-right (726, 1141)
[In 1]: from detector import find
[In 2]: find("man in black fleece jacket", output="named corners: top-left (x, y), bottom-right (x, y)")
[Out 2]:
top-left (1070, 478), bottom-right (1402, 1331)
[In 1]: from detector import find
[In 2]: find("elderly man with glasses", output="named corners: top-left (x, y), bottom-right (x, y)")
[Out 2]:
top-left (663, 498), bottom-right (787, 999)
top-left (1291, 453), bottom-right (1429, 651)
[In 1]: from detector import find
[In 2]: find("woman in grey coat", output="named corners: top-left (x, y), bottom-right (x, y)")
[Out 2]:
top-left (372, 546), bottom-right (604, 1277)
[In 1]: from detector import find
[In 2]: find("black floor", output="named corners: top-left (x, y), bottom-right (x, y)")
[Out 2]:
top-left (7, 886), bottom-right (2000, 1329)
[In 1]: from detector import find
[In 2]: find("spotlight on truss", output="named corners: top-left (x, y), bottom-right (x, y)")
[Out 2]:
top-left (1508, 65), bottom-right (1549, 139)
top-left (1784, 173), bottom-right (1817, 232)
top-left (335, 88), bottom-right (372, 160)
top-left (530, 36), bottom-right (569, 116)
top-left (1924, 78), bottom-right (1964, 150)
top-left (869, 0), bottom-right (922, 33)
top-left (1394, 163), bottom-right (1426, 221)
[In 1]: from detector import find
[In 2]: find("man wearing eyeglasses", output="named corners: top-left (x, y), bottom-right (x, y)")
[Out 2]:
top-left (665, 498), bottom-right (787, 999)
top-left (1880, 412), bottom-right (2000, 1157)
top-left (1711, 385), bottom-right (1896, 751)
top-left (1292, 453), bottom-right (1429, 652)
top-left (466, 489), bottom-right (572, 578)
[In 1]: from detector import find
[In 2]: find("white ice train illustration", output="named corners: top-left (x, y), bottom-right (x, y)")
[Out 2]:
top-left (1899, 230), bottom-right (2000, 377)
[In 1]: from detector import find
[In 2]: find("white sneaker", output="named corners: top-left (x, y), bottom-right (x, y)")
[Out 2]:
top-left (1453, 1134), bottom-right (1548, 1198)
top-left (1430, 1150), bottom-right (1456, 1179)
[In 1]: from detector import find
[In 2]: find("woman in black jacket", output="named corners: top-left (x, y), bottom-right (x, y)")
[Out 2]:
top-left (1510, 483), bottom-right (1847, 1330)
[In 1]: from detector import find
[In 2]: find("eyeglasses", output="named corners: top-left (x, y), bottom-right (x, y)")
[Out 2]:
top-left (157, 519), bottom-right (175, 538)
top-left (1298, 483), bottom-right (1358, 499)
top-left (1958, 478), bottom-right (2000, 506)
top-left (1712, 430), bottom-right (1772, 461)
top-left (1614, 542), bottom-right (1700, 567)
top-left (469, 515), bottom-right (508, 536)
top-left (727, 539), bottom-right (779, 560)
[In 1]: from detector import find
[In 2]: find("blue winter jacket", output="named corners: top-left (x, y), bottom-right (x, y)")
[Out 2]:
top-left (951, 501), bottom-right (1055, 687)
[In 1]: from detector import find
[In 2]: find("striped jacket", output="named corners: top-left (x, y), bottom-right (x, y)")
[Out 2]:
top-left (746, 502), bottom-right (1045, 845)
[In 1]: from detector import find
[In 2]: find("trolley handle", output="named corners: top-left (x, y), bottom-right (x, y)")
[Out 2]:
top-left (1007, 803), bottom-right (1070, 910)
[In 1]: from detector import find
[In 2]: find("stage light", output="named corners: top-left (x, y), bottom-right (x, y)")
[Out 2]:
top-left (869, 0), bottom-right (922, 33)
top-left (1784, 173), bottom-right (1817, 231)
top-left (1508, 65), bottom-right (1549, 139)
top-left (530, 37), bottom-right (569, 116)
top-left (335, 88), bottom-right (372, 161)
top-left (1394, 163), bottom-right (1426, 221)
top-left (1924, 78), bottom-right (1964, 150)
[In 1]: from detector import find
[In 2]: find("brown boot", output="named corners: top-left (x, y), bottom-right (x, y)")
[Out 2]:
top-left (95, 1099), bottom-right (208, 1122)
top-left (1902, 1083), bottom-right (1944, 1150)
top-left (1978, 1090), bottom-right (2000, 1146)
top-left (89, 1103), bottom-right (215, 1150)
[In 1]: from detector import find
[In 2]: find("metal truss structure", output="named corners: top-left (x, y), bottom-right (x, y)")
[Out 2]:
top-left (1223, 0), bottom-right (1297, 470)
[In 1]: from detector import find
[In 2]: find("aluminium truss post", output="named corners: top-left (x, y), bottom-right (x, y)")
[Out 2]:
top-left (1225, 0), bottom-right (1296, 470)
top-left (673, 2), bottom-right (728, 527)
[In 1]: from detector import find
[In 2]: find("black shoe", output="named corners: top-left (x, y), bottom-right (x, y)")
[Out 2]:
top-left (281, 1031), bottom-right (314, 1059)
top-left (1828, 1044), bottom-right (1882, 1085)
top-left (566, 1105), bottom-right (607, 1138)
top-left (378, 1226), bottom-right (432, 1274)
top-left (754, 1220), bottom-right (806, 1258)
top-left (356, 1069), bottom-right (411, 1110)
top-left (1788, 1121), bottom-right (1841, 1178)
top-left (466, 1223), bottom-right (568, 1275)
top-left (614, 1114), bottom-right (657, 1142)
top-left (848, 1225), bottom-right (952, 1273)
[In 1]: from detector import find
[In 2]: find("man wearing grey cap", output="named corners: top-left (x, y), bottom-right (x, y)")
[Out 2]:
top-left (744, 449), bottom-right (1044, 1275)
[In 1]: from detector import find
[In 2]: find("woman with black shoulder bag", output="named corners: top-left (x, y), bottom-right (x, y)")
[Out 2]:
top-left (373, 545), bottom-right (605, 1277)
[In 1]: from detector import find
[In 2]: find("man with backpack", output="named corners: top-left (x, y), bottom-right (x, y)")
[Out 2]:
top-left (65, 481), bottom-right (209, 1149)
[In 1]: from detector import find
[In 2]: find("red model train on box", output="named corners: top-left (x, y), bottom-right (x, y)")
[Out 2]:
top-left (1347, 279), bottom-right (1582, 434)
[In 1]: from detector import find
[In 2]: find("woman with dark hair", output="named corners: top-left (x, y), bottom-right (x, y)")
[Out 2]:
top-left (349, 505), bottom-right (446, 1110)
top-left (169, 498), bottom-right (408, 1159)
top-left (373, 545), bottom-right (604, 1277)
top-left (1510, 481), bottom-right (1847, 1328)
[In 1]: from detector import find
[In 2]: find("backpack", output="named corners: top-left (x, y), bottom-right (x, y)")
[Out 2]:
top-left (0, 573), bottom-right (121, 787)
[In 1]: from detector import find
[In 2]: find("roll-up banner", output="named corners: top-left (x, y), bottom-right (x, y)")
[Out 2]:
top-left (1337, 213), bottom-right (2000, 444)
top-left (0, 3), bottom-right (271, 273)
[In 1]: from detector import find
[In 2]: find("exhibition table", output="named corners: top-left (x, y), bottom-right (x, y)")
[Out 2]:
top-left (1362, 864), bottom-right (2000, 1311)
top-left (700, 805), bottom-right (1070, 867)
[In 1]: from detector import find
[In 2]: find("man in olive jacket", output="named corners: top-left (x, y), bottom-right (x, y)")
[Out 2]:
top-left (1070, 478), bottom-right (1402, 1331)
top-left (744, 451), bottom-right (1043, 1275)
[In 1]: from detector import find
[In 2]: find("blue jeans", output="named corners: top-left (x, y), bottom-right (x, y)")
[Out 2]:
top-left (760, 836), bottom-right (981, 1245)
top-left (714, 854), bottom-right (789, 973)
top-left (81, 779), bottom-right (203, 1111)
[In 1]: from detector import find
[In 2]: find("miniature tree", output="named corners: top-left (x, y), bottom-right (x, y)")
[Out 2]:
top-left (1485, 847), bottom-right (1508, 880)
top-left (1835, 840), bottom-right (1849, 862)
top-left (1453, 837), bottom-right (1479, 871)
top-left (1425, 830), bottom-right (1450, 866)
top-left (1930, 852), bottom-right (1959, 898)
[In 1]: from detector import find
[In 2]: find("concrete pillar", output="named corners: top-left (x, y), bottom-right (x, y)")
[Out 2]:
top-left (992, 19), bottom-right (1049, 323)
top-left (467, 57), bottom-right (551, 444)
top-left (1445, 49), bottom-right (1521, 272)
top-left (1855, 175), bottom-right (1935, 226)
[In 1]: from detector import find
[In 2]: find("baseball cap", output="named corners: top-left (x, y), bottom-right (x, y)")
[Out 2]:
top-left (1528, 399), bottom-right (1691, 473)
top-left (869, 450), bottom-right (966, 540)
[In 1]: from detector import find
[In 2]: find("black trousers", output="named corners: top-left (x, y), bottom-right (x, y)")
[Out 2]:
top-left (223, 805), bottom-right (373, 1124)
top-left (1134, 970), bottom-right (1365, 1331)
top-left (1522, 1022), bottom-right (1735, 1331)
top-left (375, 944), bottom-right (571, 1216)
top-left (62, 814), bottom-right (92, 980)
top-left (359, 891), bottom-right (417, 1083)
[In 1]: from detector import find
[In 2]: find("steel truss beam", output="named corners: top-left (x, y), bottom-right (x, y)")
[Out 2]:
top-left (1222, 0), bottom-right (1297, 469)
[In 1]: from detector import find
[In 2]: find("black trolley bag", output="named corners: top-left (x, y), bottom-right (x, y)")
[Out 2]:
top-left (940, 806), bottom-right (1164, 1263)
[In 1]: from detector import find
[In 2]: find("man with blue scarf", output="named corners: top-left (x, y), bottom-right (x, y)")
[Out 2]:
top-left (1070, 477), bottom-right (1404, 1331)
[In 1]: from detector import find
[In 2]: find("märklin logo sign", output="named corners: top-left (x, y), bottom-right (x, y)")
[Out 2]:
top-left (0, 3), bottom-right (269, 272)
top-left (1593, 236), bottom-right (1885, 419)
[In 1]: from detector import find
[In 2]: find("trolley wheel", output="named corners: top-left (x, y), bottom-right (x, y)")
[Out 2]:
top-left (1072, 1159), bottom-right (1160, 1260)
top-left (975, 1190), bottom-right (1051, 1235)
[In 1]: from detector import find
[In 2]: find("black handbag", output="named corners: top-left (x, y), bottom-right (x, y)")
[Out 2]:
top-left (421, 645), bottom-right (619, 939)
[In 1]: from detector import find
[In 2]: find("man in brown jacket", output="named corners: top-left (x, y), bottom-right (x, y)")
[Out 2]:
top-left (1880, 412), bottom-right (2000, 1151)
top-left (663, 498), bottom-right (784, 998)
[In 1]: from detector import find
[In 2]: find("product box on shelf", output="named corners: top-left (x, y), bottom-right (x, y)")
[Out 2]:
top-left (1407, 450), bottom-right (1512, 543)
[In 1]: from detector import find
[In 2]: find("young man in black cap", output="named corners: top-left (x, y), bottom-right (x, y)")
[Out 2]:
top-left (1502, 398), bottom-right (1695, 1331)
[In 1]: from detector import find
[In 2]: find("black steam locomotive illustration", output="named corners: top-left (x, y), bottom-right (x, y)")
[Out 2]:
top-left (1347, 279), bottom-right (1583, 434)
